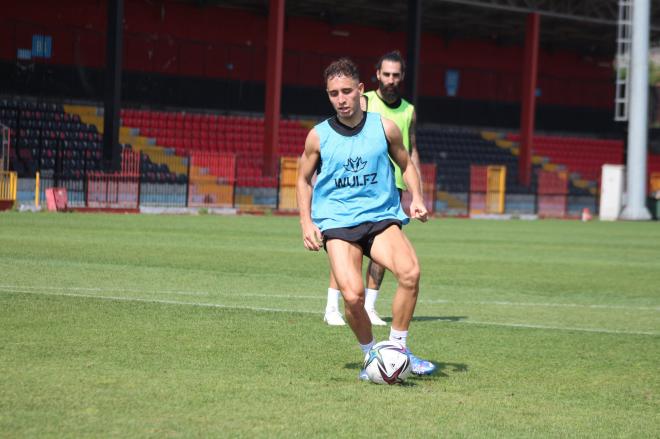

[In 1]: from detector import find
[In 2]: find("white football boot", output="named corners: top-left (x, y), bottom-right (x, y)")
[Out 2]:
top-left (323, 309), bottom-right (346, 326)
top-left (366, 308), bottom-right (387, 326)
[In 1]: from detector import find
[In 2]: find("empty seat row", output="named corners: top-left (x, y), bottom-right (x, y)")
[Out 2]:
top-left (121, 108), bottom-right (302, 127)
top-left (0, 99), bottom-right (63, 113)
top-left (18, 120), bottom-right (94, 132)
top-left (504, 133), bottom-right (624, 183)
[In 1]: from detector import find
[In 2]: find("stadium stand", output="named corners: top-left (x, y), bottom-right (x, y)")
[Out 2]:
top-left (0, 99), bottom-right (184, 188)
top-left (57, 105), bottom-right (311, 189)
top-left (118, 108), bottom-right (308, 188)
top-left (505, 133), bottom-right (625, 195)
top-left (5, 95), bottom-right (656, 215)
top-left (1, 98), bottom-right (103, 180)
top-left (63, 105), bottom-right (191, 184)
top-left (418, 127), bottom-right (537, 195)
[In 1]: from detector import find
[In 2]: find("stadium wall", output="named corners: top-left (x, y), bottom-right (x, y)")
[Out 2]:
top-left (1, 0), bottom-right (617, 128)
top-left (0, 60), bottom-right (619, 132)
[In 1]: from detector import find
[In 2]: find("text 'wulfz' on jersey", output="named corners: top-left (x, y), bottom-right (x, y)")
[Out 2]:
top-left (334, 157), bottom-right (378, 188)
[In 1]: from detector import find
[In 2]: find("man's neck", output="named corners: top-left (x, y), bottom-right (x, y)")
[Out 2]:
top-left (336, 109), bottom-right (364, 128)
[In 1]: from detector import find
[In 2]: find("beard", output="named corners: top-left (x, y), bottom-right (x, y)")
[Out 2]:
top-left (378, 81), bottom-right (400, 102)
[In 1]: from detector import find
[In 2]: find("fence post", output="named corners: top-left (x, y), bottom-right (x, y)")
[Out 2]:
top-left (136, 152), bottom-right (142, 209)
top-left (185, 153), bottom-right (191, 208)
top-left (232, 155), bottom-right (237, 208)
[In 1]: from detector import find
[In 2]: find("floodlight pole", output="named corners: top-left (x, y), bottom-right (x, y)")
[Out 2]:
top-left (263, 0), bottom-right (285, 178)
top-left (518, 12), bottom-right (539, 187)
top-left (620, 0), bottom-right (652, 220)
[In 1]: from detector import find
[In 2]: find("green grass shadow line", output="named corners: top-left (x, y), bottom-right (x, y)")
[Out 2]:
top-left (381, 315), bottom-right (468, 323)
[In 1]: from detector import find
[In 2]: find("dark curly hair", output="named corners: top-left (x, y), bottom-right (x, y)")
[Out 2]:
top-left (323, 58), bottom-right (360, 83)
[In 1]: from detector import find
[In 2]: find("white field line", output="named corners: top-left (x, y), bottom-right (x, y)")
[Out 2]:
top-left (422, 299), bottom-right (660, 312)
top-left (0, 284), bottom-right (657, 311)
top-left (1, 286), bottom-right (658, 337)
top-left (459, 320), bottom-right (659, 336)
top-left (0, 287), bottom-right (319, 315)
top-left (0, 285), bottom-right (319, 300)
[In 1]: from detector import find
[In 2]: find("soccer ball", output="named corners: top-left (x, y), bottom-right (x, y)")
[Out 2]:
top-left (363, 341), bottom-right (412, 385)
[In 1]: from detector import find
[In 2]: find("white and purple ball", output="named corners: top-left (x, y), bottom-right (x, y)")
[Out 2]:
top-left (363, 341), bottom-right (411, 385)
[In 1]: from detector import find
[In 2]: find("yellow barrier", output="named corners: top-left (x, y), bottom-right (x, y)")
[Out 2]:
top-left (35, 172), bottom-right (40, 208)
top-left (0, 171), bottom-right (17, 209)
top-left (277, 157), bottom-right (299, 211)
top-left (486, 165), bottom-right (506, 214)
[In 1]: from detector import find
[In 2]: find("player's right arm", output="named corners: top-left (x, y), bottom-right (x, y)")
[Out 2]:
top-left (296, 128), bottom-right (323, 251)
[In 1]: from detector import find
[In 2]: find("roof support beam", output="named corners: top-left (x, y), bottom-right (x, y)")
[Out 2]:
top-left (406, 0), bottom-right (422, 108)
top-left (102, 0), bottom-right (124, 172)
top-left (518, 12), bottom-right (539, 187)
top-left (263, 0), bottom-right (285, 177)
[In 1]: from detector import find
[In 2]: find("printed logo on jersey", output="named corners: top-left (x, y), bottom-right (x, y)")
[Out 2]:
top-left (343, 157), bottom-right (367, 173)
top-left (335, 156), bottom-right (378, 188)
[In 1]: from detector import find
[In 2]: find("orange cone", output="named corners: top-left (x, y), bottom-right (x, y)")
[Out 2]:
top-left (581, 207), bottom-right (592, 222)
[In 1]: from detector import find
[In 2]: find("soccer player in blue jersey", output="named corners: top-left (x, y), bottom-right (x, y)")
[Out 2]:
top-left (296, 58), bottom-right (436, 377)
top-left (323, 51), bottom-right (421, 327)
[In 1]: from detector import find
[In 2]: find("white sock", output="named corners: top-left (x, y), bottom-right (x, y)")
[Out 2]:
top-left (359, 338), bottom-right (375, 354)
top-left (364, 288), bottom-right (379, 311)
top-left (389, 328), bottom-right (408, 348)
top-left (326, 288), bottom-right (341, 312)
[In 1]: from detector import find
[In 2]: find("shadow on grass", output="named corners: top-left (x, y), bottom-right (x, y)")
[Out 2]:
top-left (413, 361), bottom-right (469, 379)
top-left (380, 316), bottom-right (468, 323)
top-left (344, 360), bottom-right (469, 382)
top-left (413, 315), bottom-right (467, 323)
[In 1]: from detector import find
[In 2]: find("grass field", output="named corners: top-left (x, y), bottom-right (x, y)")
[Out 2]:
top-left (1, 212), bottom-right (658, 438)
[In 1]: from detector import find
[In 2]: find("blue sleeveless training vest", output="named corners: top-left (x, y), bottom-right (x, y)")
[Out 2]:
top-left (311, 112), bottom-right (408, 231)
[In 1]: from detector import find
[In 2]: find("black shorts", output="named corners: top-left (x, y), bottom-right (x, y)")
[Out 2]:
top-left (322, 219), bottom-right (402, 259)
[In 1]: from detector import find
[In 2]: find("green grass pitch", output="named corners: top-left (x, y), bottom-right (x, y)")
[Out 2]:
top-left (0, 212), bottom-right (658, 438)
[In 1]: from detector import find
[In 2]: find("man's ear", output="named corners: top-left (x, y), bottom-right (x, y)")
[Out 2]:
top-left (358, 82), bottom-right (364, 93)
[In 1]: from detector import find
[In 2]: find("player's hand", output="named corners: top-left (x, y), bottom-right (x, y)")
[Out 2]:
top-left (301, 221), bottom-right (323, 251)
top-left (409, 200), bottom-right (428, 223)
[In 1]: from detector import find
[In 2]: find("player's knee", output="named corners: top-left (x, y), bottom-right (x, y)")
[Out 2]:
top-left (342, 290), bottom-right (365, 309)
top-left (397, 263), bottom-right (420, 290)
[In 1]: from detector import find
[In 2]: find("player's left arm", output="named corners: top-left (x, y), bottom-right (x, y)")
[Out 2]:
top-left (409, 109), bottom-right (422, 185)
top-left (383, 117), bottom-right (428, 222)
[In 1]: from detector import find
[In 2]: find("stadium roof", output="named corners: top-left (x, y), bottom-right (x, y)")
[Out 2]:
top-left (194, 0), bottom-right (660, 56)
